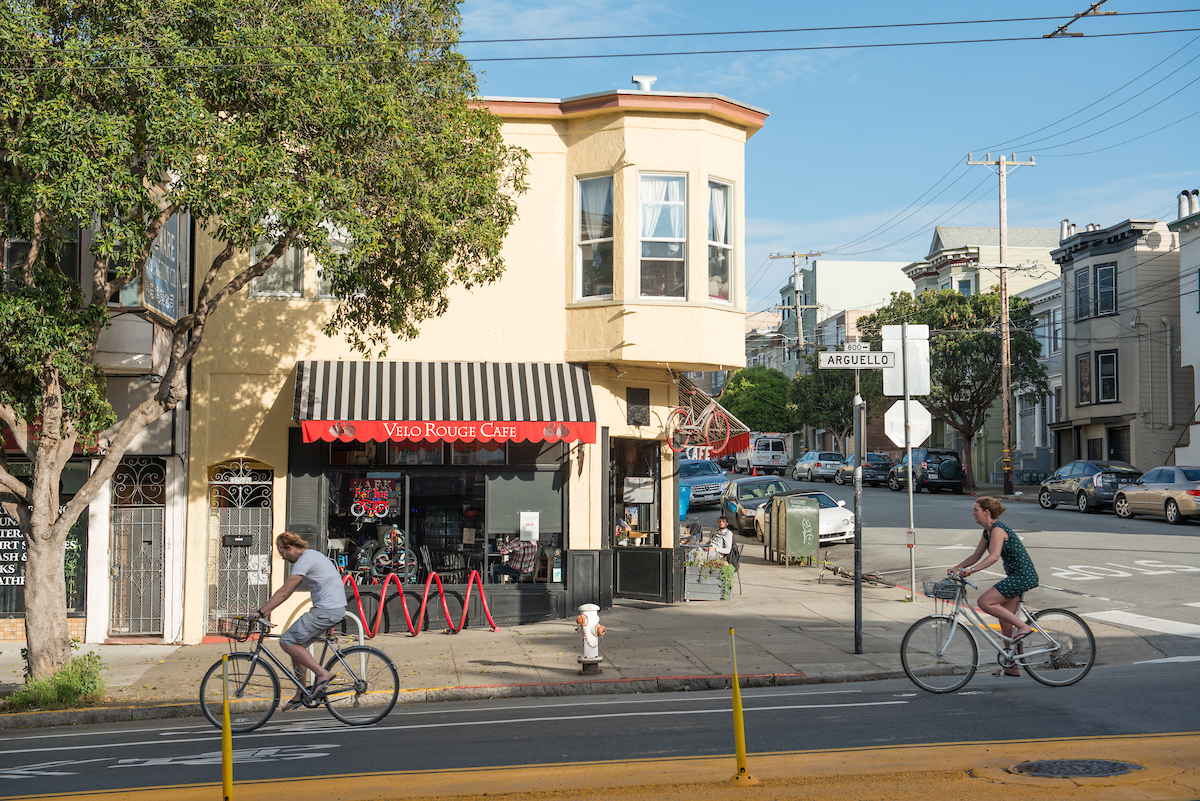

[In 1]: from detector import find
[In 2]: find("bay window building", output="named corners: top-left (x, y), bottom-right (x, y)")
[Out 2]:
top-left (181, 85), bottom-right (765, 642)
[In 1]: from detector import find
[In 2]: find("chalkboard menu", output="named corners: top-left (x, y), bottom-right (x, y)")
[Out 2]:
top-left (0, 508), bottom-right (87, 614)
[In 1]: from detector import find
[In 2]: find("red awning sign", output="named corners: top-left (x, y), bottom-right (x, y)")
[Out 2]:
top-left (301, 419), bottom-right (597, 445)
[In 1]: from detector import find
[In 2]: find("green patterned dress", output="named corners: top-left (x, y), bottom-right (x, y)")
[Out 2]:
top-left (984, 521), bottom-right (1039, 598)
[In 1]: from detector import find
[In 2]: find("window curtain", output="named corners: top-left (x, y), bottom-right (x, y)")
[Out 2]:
top-left (580, 177), bottom-right (613, 241)
top-left (708, 183), bottom-right (728, 245)
top-left (640, 176), bottom-right (684, 239)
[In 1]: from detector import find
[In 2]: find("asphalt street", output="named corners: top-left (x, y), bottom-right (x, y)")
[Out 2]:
top-left (698, 474), bottom-right (1200, 659)
top-left (0, 660), bottom-right (1195, 796)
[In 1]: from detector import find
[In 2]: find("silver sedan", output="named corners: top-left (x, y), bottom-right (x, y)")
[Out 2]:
top-left (1113, 465), bottom-right (1200, 525)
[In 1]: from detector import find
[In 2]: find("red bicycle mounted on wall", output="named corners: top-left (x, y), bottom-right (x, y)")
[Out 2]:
top-left (666, 386), bottom-right (731, 453)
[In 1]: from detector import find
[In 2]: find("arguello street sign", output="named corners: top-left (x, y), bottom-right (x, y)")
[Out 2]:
top-left (817, 351), bottom-right (896, 369)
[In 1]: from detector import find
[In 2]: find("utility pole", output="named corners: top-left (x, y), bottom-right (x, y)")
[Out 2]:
top-left (967, 153), bottom-right (1034, 495)
top-left (769, 251), bottom-right (821, 361)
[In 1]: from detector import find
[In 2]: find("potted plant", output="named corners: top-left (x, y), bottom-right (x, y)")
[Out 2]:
top-left (684, 551), bottom-right (734, 601)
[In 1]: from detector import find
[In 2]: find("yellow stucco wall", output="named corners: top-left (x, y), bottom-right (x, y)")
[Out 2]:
top-left (183, 92), bottom-right (762, 642)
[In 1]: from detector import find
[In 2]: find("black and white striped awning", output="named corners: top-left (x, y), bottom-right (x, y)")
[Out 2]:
top-left (292, 361), bottom-right (597, 444)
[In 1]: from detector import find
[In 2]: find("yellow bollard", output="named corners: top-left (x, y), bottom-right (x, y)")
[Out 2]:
top-left (727, 628), bottom-right (759, 786)
top-left (222, 654), bottom-right (233, 801)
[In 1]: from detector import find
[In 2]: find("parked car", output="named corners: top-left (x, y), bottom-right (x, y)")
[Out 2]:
top-left (678, 459), bottom-right (730, 507)
top-left (720, 476), bottom-right (792, 533)
top-left (1113, 465), bottom-right (1200, 524)
top-left (734, 434), bottom-right (789, 475)
top-left (752, 490), bottom-right (855, 545)
top-left (833, 453), bottom-right (895, 486)
top-left (792, 450), bottom-right (845, 481)
top-left (1038, 459), bottom-right (1141, 513)
top-left (887, 448), bottom-right (966, 493)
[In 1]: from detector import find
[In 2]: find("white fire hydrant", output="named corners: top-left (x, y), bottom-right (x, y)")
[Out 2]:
top-left (576, 603), bottom-right (605, 674)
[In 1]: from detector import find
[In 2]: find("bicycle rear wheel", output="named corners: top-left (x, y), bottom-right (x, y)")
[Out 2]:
top-left (704, 410), bottom-right (731, 453)
top-left (901, 615), bottom-right (978, 693)
top-left (199, 652), bottom-right (280, 733)
top-left (1019, 609), bottom-right (1095, 686)
top-left (666, 408), bottom-right (691, 453)
top-left (324, 646), bottom-right (399, 725)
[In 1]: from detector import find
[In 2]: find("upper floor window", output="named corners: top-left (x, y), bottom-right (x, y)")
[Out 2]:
top-left (1096, 349), bottom-right (1118, 402)
top-left (1076, 353), bottom-right (1092, 405)
top-left (251, 242), bottom-right (303, 297)
top-left (1049, 307), bottom-right (1062, 353)
top-left (958, 278), bottom-right (972, 296)
top-left (317, 234), bottom-right (351, 299)
top-left (577, 176), bottom-right (614, 299)
top-left (640, 174), bottom-right (685, 298)
top-left (4, 226), bottom-right (79, 285)
top-left (707, 180), bottom-right (732, 302)
top-left (1073, 263), bottom-right (1117, 320)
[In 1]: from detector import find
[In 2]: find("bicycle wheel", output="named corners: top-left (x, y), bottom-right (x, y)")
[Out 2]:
top-left (324, 646), bottom-right (400, 725)
top-left (665, 408), bottom-right (691, 453)
top-left (900, 615), bottom-right (978, 693)
top-left (704, 410), bottom-right (731, 453)
top-left (1019, 609), bottom-right (1095, 687)
top-left (199, 652), bottom-right (280, 733)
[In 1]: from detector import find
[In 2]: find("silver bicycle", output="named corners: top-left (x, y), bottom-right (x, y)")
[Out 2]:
top-left (900, 574), bottom-right (1096, 693)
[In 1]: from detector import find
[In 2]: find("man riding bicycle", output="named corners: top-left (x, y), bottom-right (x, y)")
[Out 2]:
top-left (250, 531), bottom-right (347, 709)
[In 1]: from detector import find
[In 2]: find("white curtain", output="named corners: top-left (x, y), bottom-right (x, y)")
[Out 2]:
top-left (708, 182), bottom-right (728, 245)
top-left (580, 177), bottom-right (612, 241)
top-left (641, 176), bottom-right (684, 239)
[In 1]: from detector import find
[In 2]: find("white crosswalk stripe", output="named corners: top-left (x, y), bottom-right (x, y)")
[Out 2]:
top-left (1084, 610), bottom-right (1200, 639)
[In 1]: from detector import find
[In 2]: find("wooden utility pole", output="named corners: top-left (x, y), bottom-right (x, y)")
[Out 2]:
top-left (967, 153), bottom-right (1035, 495)
top-left (769, 251), bottom-right (821, 360)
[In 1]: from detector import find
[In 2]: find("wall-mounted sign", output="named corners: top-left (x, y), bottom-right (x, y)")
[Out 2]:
top-left (622, 477), bottom-right (654, 503)
top-left (519, 511), bottom-right (539, 542)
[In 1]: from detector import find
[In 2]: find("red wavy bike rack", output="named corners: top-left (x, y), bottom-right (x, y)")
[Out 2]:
top-left (342, 569), bottom-right (499, 638)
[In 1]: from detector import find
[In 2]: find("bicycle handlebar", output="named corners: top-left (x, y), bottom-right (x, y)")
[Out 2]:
top-left (946, 571), bottom-right (978, 590)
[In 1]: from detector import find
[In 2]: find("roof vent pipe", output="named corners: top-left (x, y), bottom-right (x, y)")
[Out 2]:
top-left (631, 75), bottom-right (657, 91)
top-left (1180, 191), bottom-right (1192, 220)
top-left (1067, 223), bottom-right (1076, 238)
top-left (1060, 219), bottom-right (1071, 242)
top-left (1191, 189), bottom-right (1199, 215)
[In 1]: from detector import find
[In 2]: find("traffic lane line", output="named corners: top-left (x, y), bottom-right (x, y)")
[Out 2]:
top-left (9, 732), bottom-right (1198, 801)
top-left (1085, 610), bottom-right (1200, 638)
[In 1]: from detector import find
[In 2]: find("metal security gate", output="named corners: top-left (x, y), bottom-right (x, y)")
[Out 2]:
top-left (207, 459), bottom-right (273, 633)
top-left (109, 458), bottom-right (166, 635)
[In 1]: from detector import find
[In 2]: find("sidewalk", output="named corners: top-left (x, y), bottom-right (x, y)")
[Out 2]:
top-left (0, 537), bottom-right (1161, 729)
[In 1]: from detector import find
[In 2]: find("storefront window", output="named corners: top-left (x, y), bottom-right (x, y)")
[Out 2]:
top-left (0, 461), bottom-right (89, 615)
top-left (320, 439), bottom-right (566, 585)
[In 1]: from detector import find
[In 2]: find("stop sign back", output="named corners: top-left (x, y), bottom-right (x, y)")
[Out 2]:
top-left (884, 399), bottom-right (932, 448)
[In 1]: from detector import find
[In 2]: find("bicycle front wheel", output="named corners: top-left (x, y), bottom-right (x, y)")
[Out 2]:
top-left (704, 410), bottom-right (731, 453)
top-left (901, 615), bottom-right (978, 693)
top-left (199, 652), bottom-right (280, 733)
top-left (1019, 609), bottom-right (1095, 687)
top-left (324, 646), bottom-right (399, 725)
top-left (666, 408), bottom-right (691, 453)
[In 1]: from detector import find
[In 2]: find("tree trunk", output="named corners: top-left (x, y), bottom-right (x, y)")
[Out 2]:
top-left (23, 522), bottom-right (71, 678)
top-left (959, 430), bottom-right (977, 490)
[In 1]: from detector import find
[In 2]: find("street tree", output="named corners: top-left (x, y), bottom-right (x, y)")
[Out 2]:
top-left (788, 352), bottom-right (884, 453)
top-left (856, 289), bottom-right (1048, 488)
top-left (0, 0), bottom-right (527, 678)
top-left (718, 366), bottom-right (792, 433)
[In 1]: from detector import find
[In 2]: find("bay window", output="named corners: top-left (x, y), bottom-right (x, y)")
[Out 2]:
top-left (640, 174), bottom-right (686, 298)
top-left (707, 180), bottom-right (732, 301)
top-left (1096, 350), bottom-right (1118, 402)
top-left (577, 176), bottom-right (614, 298)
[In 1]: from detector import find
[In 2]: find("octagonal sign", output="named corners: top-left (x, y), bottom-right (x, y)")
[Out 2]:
top-left (884, 400), bottom-right (932, 449)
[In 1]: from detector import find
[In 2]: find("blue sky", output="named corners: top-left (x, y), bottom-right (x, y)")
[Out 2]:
top-left (459, 1), bottom-right (1200, 314)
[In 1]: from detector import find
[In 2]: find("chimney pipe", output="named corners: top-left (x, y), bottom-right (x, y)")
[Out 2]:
top-left (1191, 189), bottom-right (1199, 215)
top-left (1067, 223), bottom-right (1076, 238)
top-left (1180, 191), bottom-right (1191, 220)
top-left (1060, 219), bottom-right (1070, 242)
top-left (631, 75), bottom-right (657, 91)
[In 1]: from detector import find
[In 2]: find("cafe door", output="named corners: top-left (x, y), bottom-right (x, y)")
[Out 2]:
top-left (610, 438), bottom-right (672, 602)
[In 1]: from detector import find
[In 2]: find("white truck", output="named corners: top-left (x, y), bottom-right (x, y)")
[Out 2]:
top-left (734, 433), bottom-right (789, 476)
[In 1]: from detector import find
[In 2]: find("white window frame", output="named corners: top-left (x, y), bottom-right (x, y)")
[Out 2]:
top-left (1050, 307), bottom-right (1062, 353)
top-left (250, 241), bottom-right (304, 298)
top-left (707, 179), bottom-right (733, 303)
top-left (639, 173), bottom-right (687, 299)
top-left (1095, 263), bottom-right (1117, 316)
top-left (1096, 350), bottom-right (1118, 403)
top-left (576, 175), bottom-right (614, 300)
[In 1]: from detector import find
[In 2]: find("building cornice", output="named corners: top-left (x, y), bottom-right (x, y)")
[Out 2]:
top-left (477, 91), bottom-right (769, 137)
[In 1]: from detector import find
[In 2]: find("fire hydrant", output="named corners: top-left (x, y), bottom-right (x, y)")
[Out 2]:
top-left (575, 603), bottom-right (605, 674)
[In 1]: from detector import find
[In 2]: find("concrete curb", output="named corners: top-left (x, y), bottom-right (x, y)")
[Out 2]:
top-left (0, 669), bottom-right (903, 729)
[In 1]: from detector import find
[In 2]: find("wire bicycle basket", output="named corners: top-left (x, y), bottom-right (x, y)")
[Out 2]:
top-left (216, 615), bottom-right (256, 642)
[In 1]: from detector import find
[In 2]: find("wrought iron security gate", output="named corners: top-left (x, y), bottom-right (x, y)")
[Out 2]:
top-left (109, 458), bottom-right (166, 635)
top-left (206, 459), bottom-right (273, 633)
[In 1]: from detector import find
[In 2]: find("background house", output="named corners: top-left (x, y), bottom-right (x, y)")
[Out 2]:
top-left (1168, 190), bottom-right (1200, 465)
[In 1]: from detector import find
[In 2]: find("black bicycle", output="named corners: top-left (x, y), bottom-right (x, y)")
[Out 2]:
top-left (200, 615), bottom-right (399, 732)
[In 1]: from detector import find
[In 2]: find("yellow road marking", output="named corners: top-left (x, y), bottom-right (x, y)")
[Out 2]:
top-left (11, 732), bottom-right (1199, 801)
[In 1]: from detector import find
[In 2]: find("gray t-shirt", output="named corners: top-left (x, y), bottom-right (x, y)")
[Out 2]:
top-left (291, 549), bottom-right (347, 611)
top-left (709, 526), bottom-right (733, 557)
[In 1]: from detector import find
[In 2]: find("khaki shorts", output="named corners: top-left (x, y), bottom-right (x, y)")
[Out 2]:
top-left (280, 607), bottom-right (346, 648)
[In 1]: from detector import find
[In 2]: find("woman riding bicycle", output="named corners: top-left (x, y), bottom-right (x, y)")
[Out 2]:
top-left (949, 496), bottom-right (1039, 675)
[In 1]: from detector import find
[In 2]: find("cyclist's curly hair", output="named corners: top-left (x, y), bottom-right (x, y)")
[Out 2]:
top-left (975, 496), bottom-right (1006, 519)
top-left (276, 531), bottom-right (308, 550)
